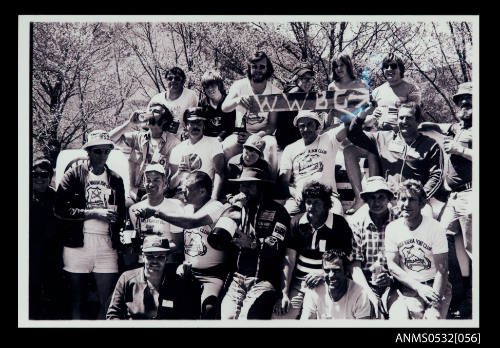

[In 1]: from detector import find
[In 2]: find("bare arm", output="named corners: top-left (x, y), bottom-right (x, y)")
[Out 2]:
top-left (280, 248), bottom-right (297, 297)
top-left (222, 87), bottom-right (248, 113)
top-left (212, 153), bottom-right (225, 201)
top-left (155, 210), bottom-right (213, 230)
top-left (432, 252), bottom-right (448, 300)
top-left (109, 111), bottom-right (140, 143)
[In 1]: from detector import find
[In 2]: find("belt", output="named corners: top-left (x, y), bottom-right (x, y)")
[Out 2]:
top-left (451, 182), bottom-right (472, 192)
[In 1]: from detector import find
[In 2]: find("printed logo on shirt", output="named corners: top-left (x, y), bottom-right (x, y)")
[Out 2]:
top-left (181, 153), bottom-right (203, 172)
top-left (260, 210), bottom-right (276, 222)
top-left (85, 181), bottom-right (110, 209)
top-left (295, 152), bottom-right (323, 177)
top-left (210, 116), bottom-right (222, 127)
top-left (402, 245), bottom-right (431, 272)
top-left (184, 231), bottom-right (208, 257)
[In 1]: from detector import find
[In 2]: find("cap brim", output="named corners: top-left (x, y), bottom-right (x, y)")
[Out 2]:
top-left (360, 189), bottom-right (394, 200)
top-left (452, 93), bottom-right (471, 105)
top-left (82, 141), bottom-right (115, 150)
top-left (143, 247), bottom-right (170, 252)
top-left (186, 116), bottom-right (206, 121)
top-left (243, 145), bottom-right (263, 154)
top-left (295, 68), bottom-right (314, 76)
top-left (228, 177), bottom-right (272, 183)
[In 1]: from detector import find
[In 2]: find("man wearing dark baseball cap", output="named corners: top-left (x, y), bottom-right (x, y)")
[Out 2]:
top-left (418, 81), bottom-right (473, 319)
top-left (107, 236), bottom-right (200, 319)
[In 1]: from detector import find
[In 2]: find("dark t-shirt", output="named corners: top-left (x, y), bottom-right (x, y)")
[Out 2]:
top-left (275, 84), bottom-right (304, 150)
top-left (446, 123), bottom-right (472, 189)
top-left (199, 95), bottom-right (236, 140)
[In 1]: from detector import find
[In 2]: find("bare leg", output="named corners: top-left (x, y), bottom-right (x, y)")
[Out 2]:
top-left (94, 273), bottom-right (119, 320)
top-left (343, 145), bottom-right (366, 214)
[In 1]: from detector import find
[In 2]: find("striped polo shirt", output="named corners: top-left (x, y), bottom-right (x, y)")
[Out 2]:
top-left (288, 212), bottom-right (353, 281)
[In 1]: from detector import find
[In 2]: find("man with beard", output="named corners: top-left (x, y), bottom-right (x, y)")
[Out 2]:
top-left (168, 108), bottom-right (225, 200)
top-left (385, 180), bottom-right (451, 320)
top-left (147, 67), bottom-right (198, 140)
top-left (347, 102), bottom-right (444, 217)
top-left (106, 236), bottom-right (200, 319)
top-left (300, 249), bottom-right (371, 319)
top-left (221, 51), bottom-right (281, 177)
top-left (418, 82), bottom-right (473, 318)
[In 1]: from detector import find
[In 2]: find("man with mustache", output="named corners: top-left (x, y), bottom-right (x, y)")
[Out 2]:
top-left (300, 248), bottom-right (371, 319)
top-left (221, 51), bottom-right (281, 178)
top-left (385, 179), bottom-right (451, 320)
top-left (168, 108), bottom-right (225, 200)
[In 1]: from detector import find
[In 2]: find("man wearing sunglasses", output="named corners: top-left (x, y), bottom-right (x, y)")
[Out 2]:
top-left (109, 103), bottom-right (180, 204)
top-left (367, 53), bottom-right (421, 131)
top-left (221, 51), bottom-right (281, 178)
top-left (55, 130), bottom-right (126, 319)
top-left (106, 236), bottom-right (200, 319)
top-left (147, 67), bottom-right (199, 140)
top-left (418, 82), bottom-right (473, 319)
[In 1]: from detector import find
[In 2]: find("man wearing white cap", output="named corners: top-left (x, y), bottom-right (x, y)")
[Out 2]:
top-left (55, 130), bottom-right (126, 319)
top-left (169, 107), bottom-right (225, 201)
top-left (129, 163), bottom-right (185, 267)
top-left (278, 110), bottom-right (344, 217)
top-left (106, 236), bottom-right (200, 319)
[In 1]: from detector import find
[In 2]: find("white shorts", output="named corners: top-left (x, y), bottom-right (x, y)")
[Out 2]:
top-left (63, 233), bottom-right (118, 274)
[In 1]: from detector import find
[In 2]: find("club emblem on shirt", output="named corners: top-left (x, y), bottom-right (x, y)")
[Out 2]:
top-left (86, 186), bottom-right (104, 204)
top-left (402, 245), bottom-right (431, 272)
top-left (210, 116), bottom-right (222, 127)
top-left (296, 153), bottom-right (323, 177)
top-left (184, 231), bottom-right (207, 257)
top-left (184, 153), bottom-right (203, 171)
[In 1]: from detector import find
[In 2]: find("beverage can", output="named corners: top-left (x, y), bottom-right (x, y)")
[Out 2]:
top-left (138, 112), bottom-right (154, 122)
top-left (122, 230), bottom-right (133, 244)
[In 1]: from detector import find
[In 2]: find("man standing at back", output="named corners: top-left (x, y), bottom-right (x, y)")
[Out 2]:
top-left (222, 51), bottom-right (281, 177)
top-left (148, 67), bottom-right (198, 140)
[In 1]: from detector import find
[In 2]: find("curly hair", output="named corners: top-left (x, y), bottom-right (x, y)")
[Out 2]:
top-left (149, 103), bottom-right (174, 132)
top-left (246, 51), bottom-right (274, 80)
top-left (299, 181), bottom-right (333, 212)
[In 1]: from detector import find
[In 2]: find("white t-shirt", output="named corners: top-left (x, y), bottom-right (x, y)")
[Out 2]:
top-left (83, 171), bottom-right (111, 235)
top-left (148, 88), bottom-right (199, 139)
top-left (372, 80), bottom-right (421, 127)
top-left (385, 216), bottom-right (448, 283)
top-left (228, 78), bottom-right (281, 134)
top-left (169, 136), bottom-right (223, 181)
top-left (279, 128), bottom-right (342, 196)
top-left (183, 199), bottom-right (225, 269)
top-left (301, 280), bottom-right (371, 319)
top-left (130, 198), bottom-right (184, 241)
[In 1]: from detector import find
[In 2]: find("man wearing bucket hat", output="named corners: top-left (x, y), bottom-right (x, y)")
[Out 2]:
top-left (55, 130), bottom-right (126, 319)
top-left (348, 176), bottom-right (397, 319)
top-left (109, 103), bottom-right (179, 205)
top-left (169, 107), bottom-right (225, 201)
top-left (208, 167), bottom-right (291, 319)
top-left (279, 110), bottom-right (344, 217)
top-left (418, 81), bottom-right (473, 318)
top-left (106, 236), bottom-right (200, 319)
top-left (225, 134), bottom-right (273, 197)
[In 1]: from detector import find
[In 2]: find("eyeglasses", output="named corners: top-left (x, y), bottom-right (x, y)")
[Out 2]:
top-left (91, 148), bottom-right (111, 155)
top-left (32, 171), bottom-right (50, 179)
top-left (251, 64), bottom-right (267, 70)
top-left (167, 75), bottom-right (183, 82)
top-left (382, 63), bottom-right (399, 70)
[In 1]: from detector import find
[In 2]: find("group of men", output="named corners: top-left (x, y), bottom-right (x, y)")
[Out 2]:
top-left (29, 50), bottom-right (474, 321)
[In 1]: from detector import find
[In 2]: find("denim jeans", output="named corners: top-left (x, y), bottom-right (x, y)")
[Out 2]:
top-left (220, 273), bottom-right (277, 319)
top-left (440, 190), bottom-right (472, 258)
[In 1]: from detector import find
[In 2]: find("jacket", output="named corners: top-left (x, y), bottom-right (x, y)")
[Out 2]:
top-left (55, 162), bottom-right (126, 249)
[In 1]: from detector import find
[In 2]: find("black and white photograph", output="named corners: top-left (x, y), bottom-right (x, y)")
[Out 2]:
top-left (19, 15), bottom-right (479, 329)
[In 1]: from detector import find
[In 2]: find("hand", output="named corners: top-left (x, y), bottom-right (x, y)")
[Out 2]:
top-left (364, 114), bottom-right (378, 128)
top-left (273, 294), bottom-right (290, 315)
top-left (443, 139), bottom-right (461, 155)
top-left (217, 136), bottom-right (224, 143)
top-left (372, 271), bottom-right (391, 288)
top-left (423, 306), bottom-right (441, 320)
top-left (367, 291), bottom-right (382, 318)
top-left (229, 192), bottom-right (247, 207)
top-left (129, 110), bottom-right (142, 124)
top-left (290, 292), bottom-right (305, 309)
top-left (357, 104), bottom-right (376, 120)
top-left (304, 273), bottom-right (325, 289)
top-left (416, 283), bottom-right (440, 305)
top-left (132, 207), bottom-right (157, 220)
top-left (176, 264), bottom-right (184, 277)
top-left (237, 131), bottom-right (250, 144)
top-left (88, 208), bottom-right (117, 223)
top-left (238, 96), bottom-right (251, 110)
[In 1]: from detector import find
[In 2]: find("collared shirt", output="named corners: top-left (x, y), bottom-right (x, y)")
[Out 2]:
top-left (349, 205), bottom-right (396, 271)
top-left (288, 212), bottom-right (353, 280)
top-left (118, 130), bottom-right (180, 191)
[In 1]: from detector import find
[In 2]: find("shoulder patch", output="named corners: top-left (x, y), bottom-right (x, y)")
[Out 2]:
top-left (272, 222), bottom-right (287, 240)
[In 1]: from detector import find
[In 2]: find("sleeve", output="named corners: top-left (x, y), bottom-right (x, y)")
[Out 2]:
top-left (120, 131), bottom-right (139, 150)
top-left (347, 117), bottom-right (380, 155)
top-left (407, 82), bottom-right (421, 104)
top-left (423, 140), bottom-right (444, 199)
top-left (169, 143), bottom-right (181, 166)
top-left (206, 201), bottom-right (225, 223)
top-left (227, 80), bottom-right (241, 98)
top-left (113, 175), bottom-right (127, 237)
top-left (300, 289), bottom-right (318, 319)
top-left (165, 200), bottom-right (185, 234)
top-left (353, 287), bottom-right (372, 319)
top-left (55, 167), bottom-right (85, 220)
top-left (211, 138), bottom-right (224, 157)
top-left (384, 222), bottom-right (398, 253)
top-left (106, 274), bottom-right (127, 319)
top-left (279, 146), bottom-right (293, 172)
top-left (326, 126), bottom-right (343, 149)
top-left (431, 220), bottom-right (449, 255)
